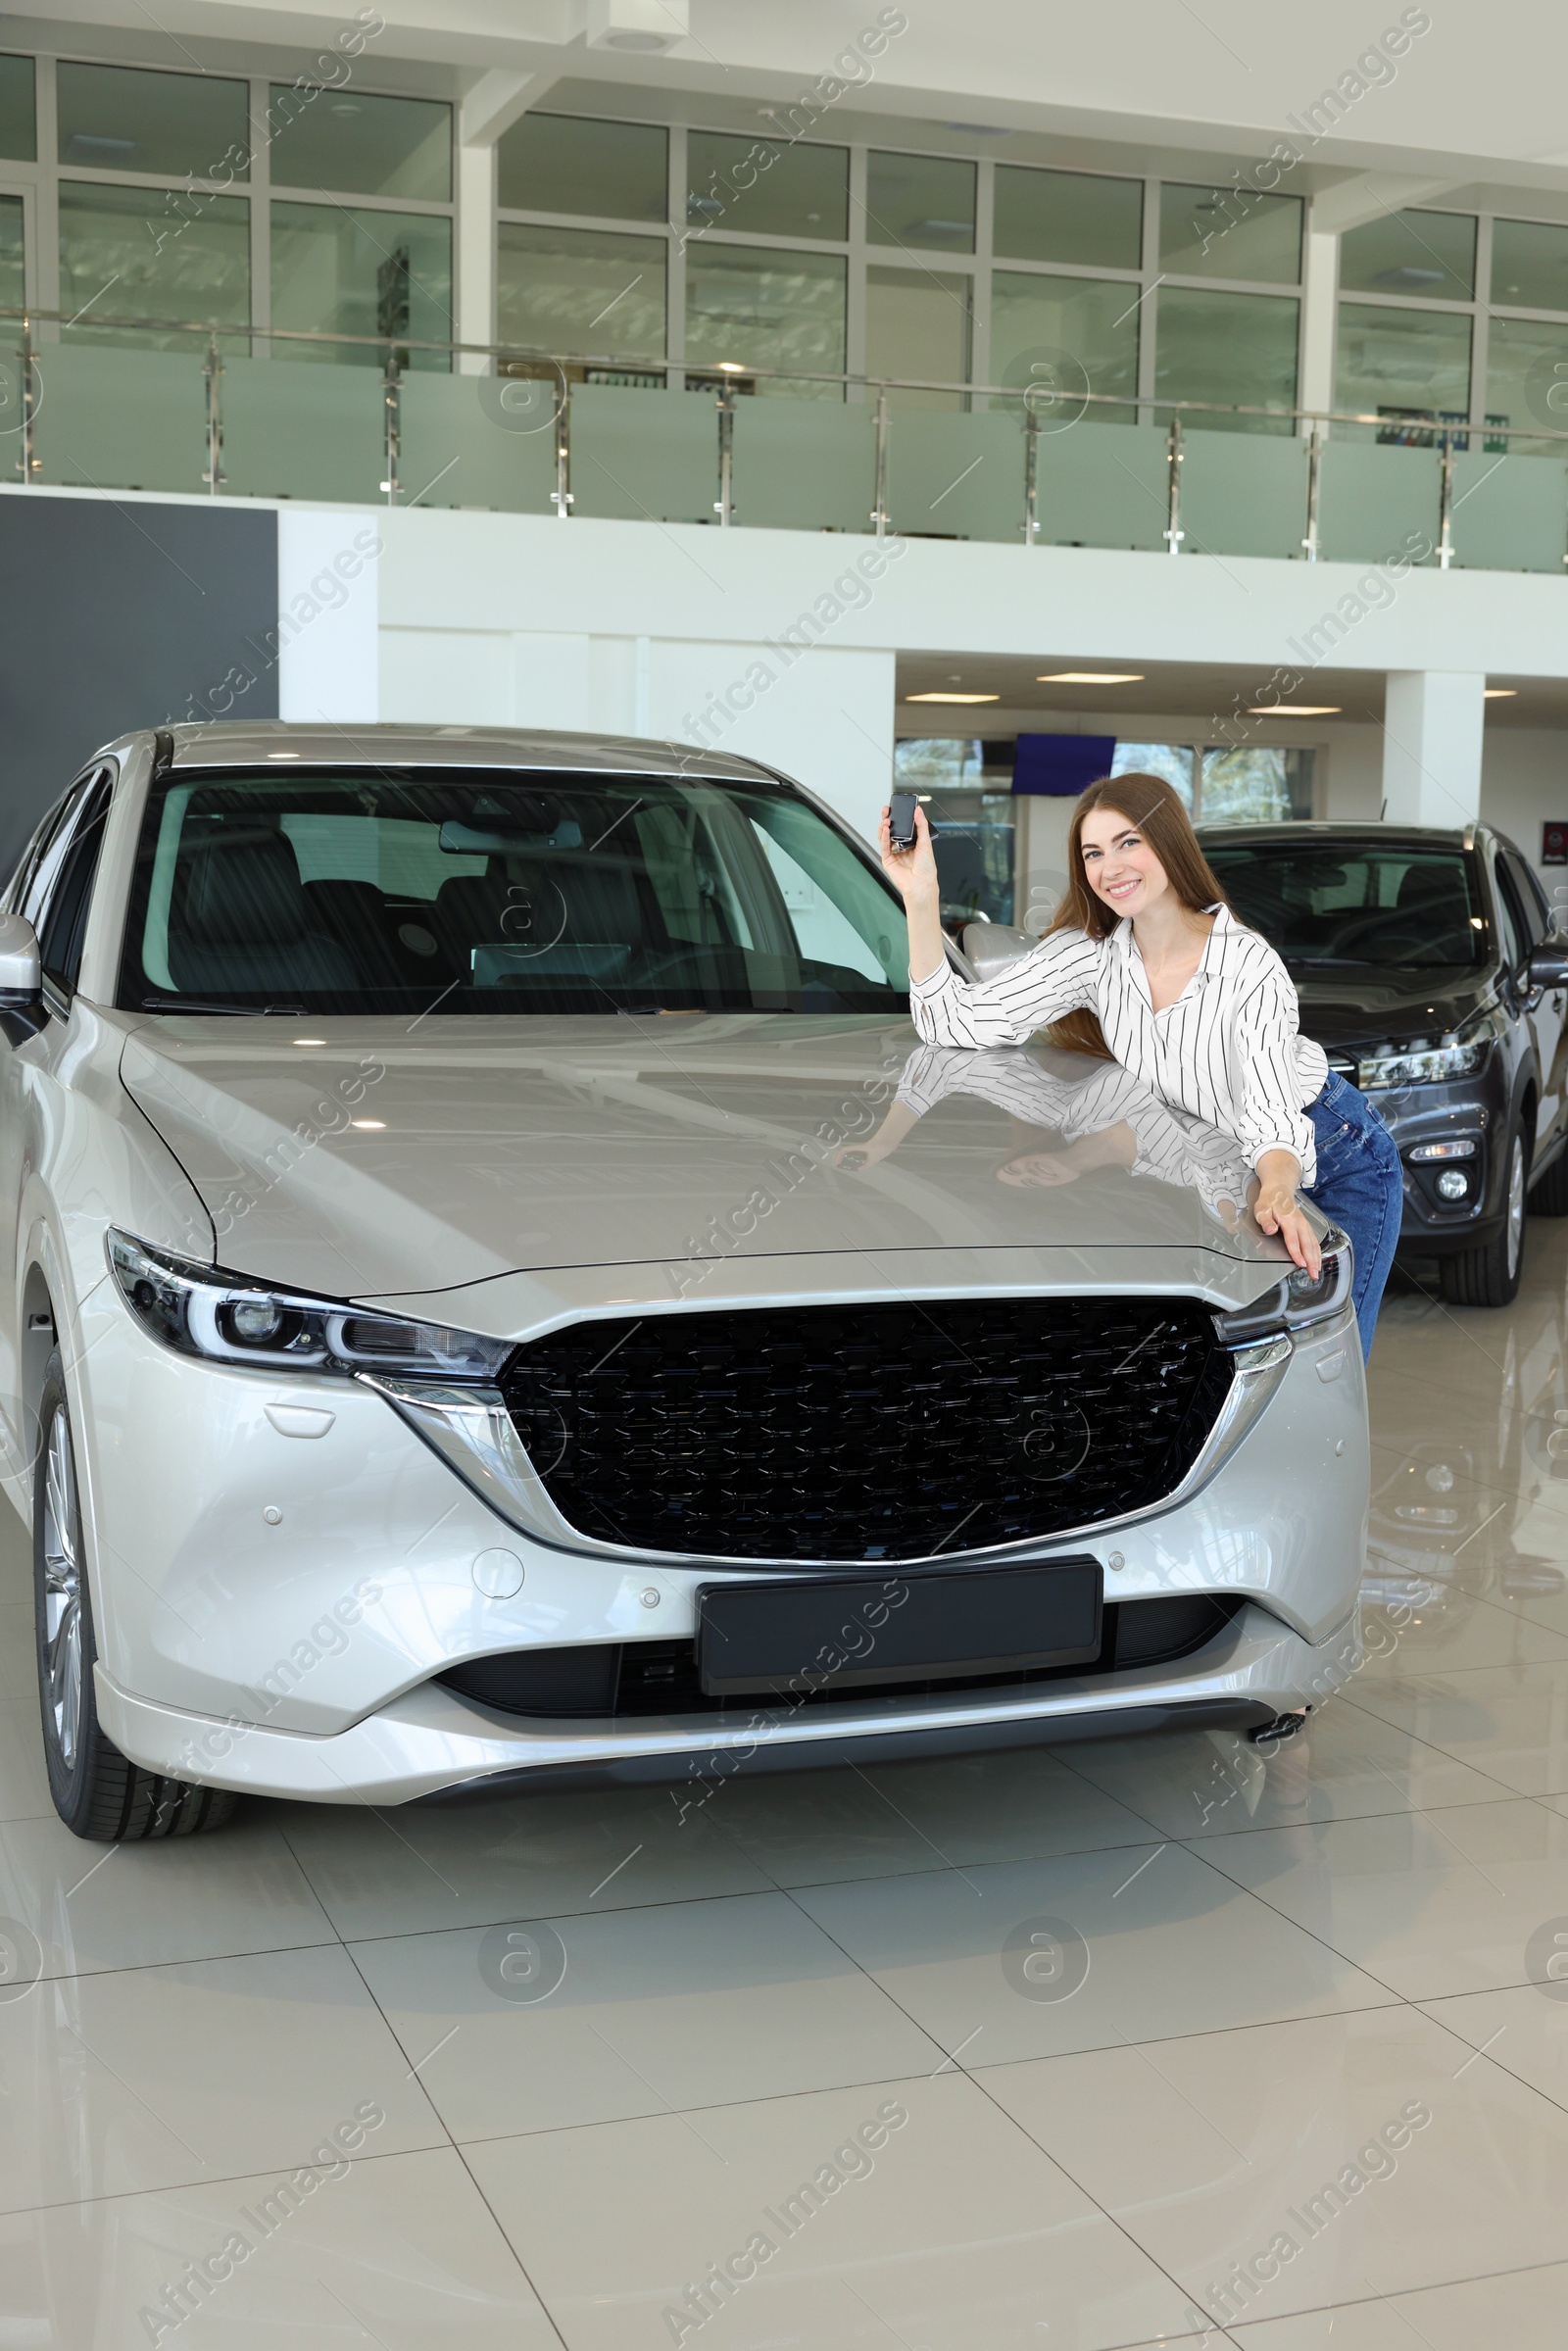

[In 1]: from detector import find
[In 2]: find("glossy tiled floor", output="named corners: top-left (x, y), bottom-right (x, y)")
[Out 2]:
top-left (6, 1229), bottom-right (1568, 2348)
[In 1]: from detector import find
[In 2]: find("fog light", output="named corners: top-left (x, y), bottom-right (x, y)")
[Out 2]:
top-left (1436, 1169), bottom-right (1470, 1200)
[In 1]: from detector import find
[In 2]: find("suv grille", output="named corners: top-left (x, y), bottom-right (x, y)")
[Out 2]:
top-left (500, 1298), bottom-right (1233, 1562)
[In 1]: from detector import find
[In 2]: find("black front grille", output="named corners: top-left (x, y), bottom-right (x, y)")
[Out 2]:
top-left (500, 1298), bottom-right (1233, 1561)
top-left (438, 1594), bottom-right (1244, 1720)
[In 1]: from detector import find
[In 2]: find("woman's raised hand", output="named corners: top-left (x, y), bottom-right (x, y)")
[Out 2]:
top-left (878, 802), bottom-right (940, 907)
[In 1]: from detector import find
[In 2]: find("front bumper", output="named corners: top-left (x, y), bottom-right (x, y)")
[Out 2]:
top-left (1360, 1071), bottom-right (1507, 1254)
top-left (94, 1599), bottom-right (1364, 1804)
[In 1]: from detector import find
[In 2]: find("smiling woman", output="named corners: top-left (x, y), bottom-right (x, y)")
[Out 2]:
top-left (880, 767), bottom-right (1405, 1356)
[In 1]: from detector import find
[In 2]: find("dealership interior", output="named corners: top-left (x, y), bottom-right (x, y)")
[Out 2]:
top-left (7, 4), bottom-right (1568, 2346)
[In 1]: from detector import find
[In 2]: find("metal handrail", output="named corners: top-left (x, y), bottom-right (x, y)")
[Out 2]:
top-left (7, 302), bottom-right (1566, 568)
top-left (5, 300), bottom-right (1568, 445)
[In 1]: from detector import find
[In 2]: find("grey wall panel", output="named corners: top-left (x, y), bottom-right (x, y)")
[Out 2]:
top-left (0, 494), bottom-right (277, 878)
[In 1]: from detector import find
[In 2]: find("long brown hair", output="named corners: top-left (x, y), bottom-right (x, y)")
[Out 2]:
top-left (1042, 771), bottom-right (1231, 1060)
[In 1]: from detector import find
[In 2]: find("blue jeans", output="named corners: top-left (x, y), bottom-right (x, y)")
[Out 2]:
top-left (1301, 1069), bottom-right (1402, 1360)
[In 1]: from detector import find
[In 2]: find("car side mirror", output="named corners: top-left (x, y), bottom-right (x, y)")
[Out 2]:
top-left (1528, 939), bottom-right (1568, 989)
top-left (0, 910), bottom-right (40, 1008)
top-left (961, 921), bottom-right (1037, 981)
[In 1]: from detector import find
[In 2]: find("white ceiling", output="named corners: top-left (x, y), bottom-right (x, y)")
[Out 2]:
top-left (21, 1), bottom-right (1568, 202)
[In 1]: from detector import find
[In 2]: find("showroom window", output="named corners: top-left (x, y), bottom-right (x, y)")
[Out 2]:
top-left (1111, 740), bottom-right (1315, 820)
top-left (1331, 204), bottom-right (1568, 454)
top-left (6, 52), bottom-right (456, 367)
top-left (0, 51), bottom-right (35, 159)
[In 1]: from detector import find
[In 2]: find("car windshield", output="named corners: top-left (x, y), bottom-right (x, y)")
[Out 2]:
top-left (119, 765), bottom-right (912, 1016)
top-left (1204, 840), bottom-right (1486, 969)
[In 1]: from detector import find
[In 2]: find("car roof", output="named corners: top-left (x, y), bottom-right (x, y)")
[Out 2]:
top-left (104, 722), bottom-right (788, 788)
top-left (1198, 820), bottom-right (1481, 849)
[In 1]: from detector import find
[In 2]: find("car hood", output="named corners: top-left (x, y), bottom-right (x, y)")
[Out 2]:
top-left (119, 1015), bottom-right (1290, 1299)
top-left (1290, 964), bottom-right (1494, 1053)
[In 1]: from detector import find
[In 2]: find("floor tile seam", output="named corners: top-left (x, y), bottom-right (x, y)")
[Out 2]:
top-left (1170, 1838), bottom-right (1425, 2009)
top-left (441, 2059), bottom-right (1001, 2148)
top-left (14, 1931), bottom-right (356, 1995)
top-left (328, 1923), bottom-right (569, 2340)
top-left (313, 1826), bottom-right (1197, 1954)
top-left (445, 2144), bottom-right (573, 2351)
top-left (1411, 1997), bottom-right (1568, 2119)
top-left (1137, 1779), bottom-right (1527, 1846)
top-left (1331, 1700), bottom-right (1544, 1796)
top-left (951, 2061), bottom-right (1248, 2348)
top-left (1204, 2247), bottom-right (1568, 2333)
top-left (1040, 1742), bottom-right (1181, 1845)
top-left (1336, 1687), bottom-right (1568, 1789)
top-left (0, 2131), bottom-right (460, 2222)
top-left (333, 1933), bottom-right (465, 2156)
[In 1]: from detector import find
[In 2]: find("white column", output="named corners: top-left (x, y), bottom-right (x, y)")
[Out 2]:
top-left (1382, 671), bottom-right (1486, 826)
top-left (1298, 217), bottom-right (1338, 429)
top-left (456, 71), bottom-right (560, 373)
top-left (457, 142), bottom-right (498, 375)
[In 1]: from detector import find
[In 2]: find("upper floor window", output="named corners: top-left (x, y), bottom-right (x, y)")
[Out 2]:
top-left (994, 166), bottom-right (1141, 270)
top-left (1159, 183), bottom-right (1301, 284)
top-left (686, 130), bottom-right (848, 242)
top-left (1492, 218), bottom-right (1568, 313)
top-left (0, 52), bottom-right (35, 161)
top-left (1340, 208), bottom-right (1476, 301)
top-left (866, 151), bottom-right (975, 254)
top-left (57, 60), bottom-right (248, 180)
top-left (497, 113), bottom-right (667, 223)
top-left (268, 85), bottom-right (451, 203)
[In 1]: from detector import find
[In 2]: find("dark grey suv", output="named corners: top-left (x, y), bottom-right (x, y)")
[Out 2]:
top-left (1200, 821), bottom-right (1568, 1308)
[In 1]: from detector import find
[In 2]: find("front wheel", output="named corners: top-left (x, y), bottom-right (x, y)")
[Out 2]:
top-left (1438, 1127), bottom-right (1528, 1309)
top-left (33, 1351), bottom-right (237, 1841)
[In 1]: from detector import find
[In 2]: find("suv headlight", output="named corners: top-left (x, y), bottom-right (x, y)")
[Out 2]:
top-left (107, 1230), bottom-right (509, 1382)
top-left (1358, 1004), bottom-right (1502, 1091)
top-left (1215, 1242), bottom-right (1354, 1347)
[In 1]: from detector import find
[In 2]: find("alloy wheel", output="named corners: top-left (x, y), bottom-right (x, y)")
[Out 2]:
top-left (40, 1408), bottom-right (82, 1772)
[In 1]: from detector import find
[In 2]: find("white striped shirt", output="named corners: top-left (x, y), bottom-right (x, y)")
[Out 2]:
top-left (895, 1045), bottom-right (1252, 1216)
top-left (909, 906), bottom-right (1329, 1184)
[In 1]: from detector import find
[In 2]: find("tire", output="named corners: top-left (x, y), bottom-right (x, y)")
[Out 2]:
top-left (1531, 1143), bottom-right (1568, 1217)
top-left (33, 1351), bottom-right (238, 1842)
top-left (1439, 1126), bottom-right (1528, 1309)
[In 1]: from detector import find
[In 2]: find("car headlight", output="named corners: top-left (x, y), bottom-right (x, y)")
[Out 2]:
top-left (106, 1230), bottom-right (510, 1382)
top-left (1357, 1004), bottom-right (1501, 1091)
top-left (1215, 1242), bottom-right (1354, 1347)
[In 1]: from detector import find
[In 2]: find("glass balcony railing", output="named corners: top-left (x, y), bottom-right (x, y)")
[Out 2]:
top-left (5, 308), bottom-right (1568, 575)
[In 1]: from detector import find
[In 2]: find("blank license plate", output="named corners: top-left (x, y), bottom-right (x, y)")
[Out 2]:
top-left (697, 1559), bottom-right (1102, 1697)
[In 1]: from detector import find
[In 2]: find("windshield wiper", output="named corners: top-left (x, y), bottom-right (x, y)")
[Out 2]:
top-left (140, 997), bottom-right (306, 1016)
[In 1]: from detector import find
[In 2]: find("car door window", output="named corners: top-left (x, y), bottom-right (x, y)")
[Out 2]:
top-left (35, 769), bottom-right (113, 998)
top-left (1494, 859), bottom-right (1531, 972)
top-left (1502, 852), bottom-right (1548, 950)
top-left (13, 779), bottom-right (93, 929)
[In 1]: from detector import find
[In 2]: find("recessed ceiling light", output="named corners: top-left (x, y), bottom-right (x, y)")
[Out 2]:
top-left (1037, 671), bottom-right (1145, 685)
top-left (906, 691), bottom-right (1000, 704)
top-left (267, 751), bottom-right (300, 759)
top-left (1247, 704), bottom-right (1340, 715)
top-left (292, 1038), bottom-right (326, 1048)
top-left (1484, 688), bottom-right (1517, 699)
top-left (351, 1118), bottom-right (386, 1130)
